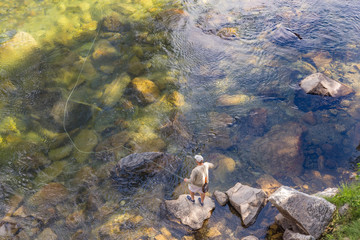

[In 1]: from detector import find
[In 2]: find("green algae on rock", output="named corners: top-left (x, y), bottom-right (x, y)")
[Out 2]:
top-left (101, 73), bottom-right (131, 107)
top-left (73, 129), bottom-right (98, 163)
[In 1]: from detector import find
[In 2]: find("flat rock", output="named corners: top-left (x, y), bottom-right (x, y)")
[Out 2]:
top-left (300, 73), bottom-right (353, 97)
top-left (283, 229), bottom-right (315, 240)
top-left (28, 182), bottom-right (69, 207)
top-left (269, 186), bottom-right (336, 239)
top-left (36, 228), bottom-right (57, 240)
top-left (313, 187), bottom-right (339, 198)
top-left (226, 183), bottom-right (267, 227)
top-left (213, 190), bottom-right (228, 206)
top-left (165, 194), bottom-right (215, 230)
top-left (241, 236), bottom-right (259, 240)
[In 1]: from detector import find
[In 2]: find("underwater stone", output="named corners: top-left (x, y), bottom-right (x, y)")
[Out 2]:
top-left (216, 94), bottom-right (253, 106)
top-left (102, 12), bottom-right (125, 32)
top-left (251, 122), bottom-right (304, 177)
top-left (73, 129), bottom-right (98, 163)
top-left (51, 100), bottom-right (92, 132)
top-left (213, 154), bottom-right (236, 183)
top-left (0, 31), bottom-right (39, 73)
top-left (34, 160), bottom-right (67, 185)
top-left (300, 73), bottom-right (353, 97)
top-left (167, 91), bottom-right (185, 107)
top-left (132, 77), bottom-right (160, 103)
top-left (101, 74), bottom-right (131, 107)
top-left (66, 209), bottom-right (85, 229)
top-left (92, 40), bottom-right (118, 62)
top-left (48, 144), bottom-right (73, 161)
top-left (28, 183), bottom-right (68, 207)
top-left (36, 228), bottom-right (57, 240)
top-left (256, 174), bottom-right (282, 196)
top-left (128, 56), bottom-right (145, 76)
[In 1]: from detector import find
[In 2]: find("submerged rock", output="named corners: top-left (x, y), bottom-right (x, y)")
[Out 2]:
top-left (165, 194), bottom-right (215, 230)
top-left (131, 77), bottom-right (160, 104)
top-left (51, 99), bottom-right (92, 132)
top-left (36, 228), bottom-right (58, 240)
top-left (216, 94), bottom-right (253, 106)
top-left (251, 122), bottom-right (304, 177)
top-left (256, 174), bottom-right (282, 196)
top-left (73, 129), bottom-right (98, 163)
top-left (226, 183), bottom-right (267, 227)
top-left (0, 31), bottom-right (39, 73)
top-left (92, 40), bottom-right (118, 62)
top-left (111, 152), bottom-right (177, 190)
top-left (102, 12), bottom-right (125, 32)
top-left (28, 182), bottom-right (68, 207)
top-left (300, 73), bottom-right (353, 97)
top-left (269, 186), bottom-right (336, 239)
top-left (101, 74), bottom-right (131, 107)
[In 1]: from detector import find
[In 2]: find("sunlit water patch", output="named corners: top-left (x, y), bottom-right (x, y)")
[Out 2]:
top-left (0, 0), bottom-right (360, 239)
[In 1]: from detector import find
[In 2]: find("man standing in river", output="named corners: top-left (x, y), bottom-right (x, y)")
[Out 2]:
top-left (184, 155), bottom-right (214, 206)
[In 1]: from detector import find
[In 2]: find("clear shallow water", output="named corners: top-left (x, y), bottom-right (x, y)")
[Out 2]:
top-left (0, 0), bottom-right (360, 239)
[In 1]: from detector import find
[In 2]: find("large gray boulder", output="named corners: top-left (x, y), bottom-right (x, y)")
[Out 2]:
top-left (226, 183), bottom-right (267, 227)
top-left (300, 73), bottom-right (353, 97)
top-left (111, 152), bottom-right (177, 190)
top-left (165, 194), bottom-right (215, 230)
top-left (283, 229), bottom-right (315, 240)
top-left (269, 186), bottom-right (336, 239)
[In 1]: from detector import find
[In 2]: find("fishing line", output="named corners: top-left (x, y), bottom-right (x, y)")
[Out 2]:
top-left (62, 7), bottom-right (192, 182)
top-left (62, 8), bottom-right (130, 155)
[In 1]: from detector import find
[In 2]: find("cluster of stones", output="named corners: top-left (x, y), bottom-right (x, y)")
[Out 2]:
top-left (166, 182), bottom-right (338, 240)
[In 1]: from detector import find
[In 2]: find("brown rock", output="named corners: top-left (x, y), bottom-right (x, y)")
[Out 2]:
top-left (36, 228), bottom-right (57, 240)
top-left (251, 122), bottom-right (304, 177)
top-left (28, 183), bottom-right (68, 207)
top-left (92, 40), bottom-right (118, 62)
top-left (216, 94), bottom-right (252, 106)
top-left (256, 174), bottom-right (282, 195)
top-left (132, 77), bottom-right (160, 103)
top-left (66, 210), bottom-right (85, 229)
top-left (301, 112), bottom-right (317, 125)
top-left (249, 108), bottom-right (268, 128)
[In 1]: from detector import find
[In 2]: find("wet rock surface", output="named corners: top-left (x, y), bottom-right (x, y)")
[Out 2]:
top-left (226, 183), bottom-right (267, 227)
top-left (165, 194), bottom-right (215, 230)
top-left (300, 73), bottom-right (353, 97)
top-left (213, 190), bottom-right (228, 206)
top-left (269, 186), bottom-right (336, 239)
top-left (111, 152), bottom-right (177, 191)
top-left (283, 229), bottom-right (315, 240)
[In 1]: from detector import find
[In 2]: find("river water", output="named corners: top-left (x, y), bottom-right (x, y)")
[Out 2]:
top-left (0, 0), bottom-right (360, 239)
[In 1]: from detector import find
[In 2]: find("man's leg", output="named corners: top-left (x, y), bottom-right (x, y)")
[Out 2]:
top-left (189, 190), bottom-right (195, 201)
top-left (200, 192), bottom-right (205, 203)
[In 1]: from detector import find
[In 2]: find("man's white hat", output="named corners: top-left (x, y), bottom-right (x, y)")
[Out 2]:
top-left (194, 155), bottom-right (204, 162)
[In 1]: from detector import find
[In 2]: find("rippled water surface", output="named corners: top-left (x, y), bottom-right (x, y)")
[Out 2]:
top-left (1, 0), bottom-right (360, 239)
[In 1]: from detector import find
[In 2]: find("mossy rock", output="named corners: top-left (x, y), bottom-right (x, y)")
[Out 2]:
top-left (73, 129), bottom-right (98, 163)
top-left (132, 77), bottom-right (160, 103)
top-left (0, 31), bottom-right (40, 75)
top-left (34, 160), bottom-right (67, 185)
top-left (48, 144), bottom-right (73, 161)
top-left (101, 74), bottom-right (131, 107)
